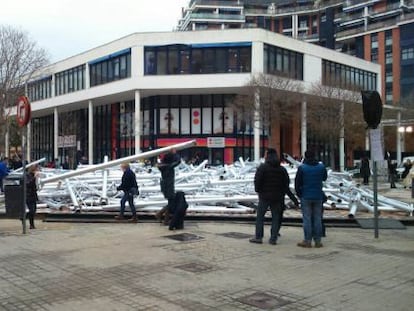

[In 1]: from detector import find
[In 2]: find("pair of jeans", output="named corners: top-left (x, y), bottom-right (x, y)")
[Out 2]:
top-left (301, 199), bottom-right (323, 243)
top-left (255, 199), bottom-right (282, 242)
top-left (26, 202), bottom-right (37, 227)
top-left (120, 192), bottom-right (136, 217)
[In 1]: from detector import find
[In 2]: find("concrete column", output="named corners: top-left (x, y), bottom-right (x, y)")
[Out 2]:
top-left (251, 41), bottom-right (264, 74)
top-left (51, 74), bottom-right (56, 97)
top-left (301, 101), bottom-right (307, 157)
top-left (254, 91), bottom-right (261, 162)
top-left (54, 108), bottom-right (59, 160)
top-left (85, 63), bottom-right (90, 89)
top-left (88, 100), bottom-right (93, 164)
top-left (26, 121), bottom-right (31, 162)
top-left (5, 125), bottom-right (9, 157)
top-left (396, 111), bottom-right (402, 165)
top-left (134, 90), bottom-right (141, 155)
top-left (339, 102), bottom-right (345, 172)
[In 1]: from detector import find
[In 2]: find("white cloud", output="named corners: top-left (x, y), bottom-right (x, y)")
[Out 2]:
top-left (0, 0), bottom-right (189, 62)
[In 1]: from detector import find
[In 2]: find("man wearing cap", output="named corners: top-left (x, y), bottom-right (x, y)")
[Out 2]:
top-left (295, 150), bottom-right (327, 248)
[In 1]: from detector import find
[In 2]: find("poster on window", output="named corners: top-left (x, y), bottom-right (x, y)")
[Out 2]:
top-left (159, 109), bottom-right (169, 134)
top-left (191, 108), bottom-right (201, 134)
top-left (120, 112), bottom-right (134, 137)
top-left (213, 108), bottom-right (223, 134)
top-left (170, 109), bottom-right (179, 134)
top-left (181, 108), bottom-right (190, 134)
top-left (202, 108), bottom-right (212, 134)
top-left (223, 107), bottom-right (234, 134)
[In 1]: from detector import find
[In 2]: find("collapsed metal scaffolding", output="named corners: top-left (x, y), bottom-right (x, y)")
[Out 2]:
top-left (3, 140), bottom-right (413, 217)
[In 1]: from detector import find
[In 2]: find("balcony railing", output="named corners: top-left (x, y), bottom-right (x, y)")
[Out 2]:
top-left (336, 11), bottom-right (414, 38)
top-left (189, 12), bottom-right (245, 21)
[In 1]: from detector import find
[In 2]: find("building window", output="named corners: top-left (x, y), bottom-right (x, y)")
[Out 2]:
top-left (371, 52), bottom-right (378, 63)
top-left (27, 76), bottom-right (52, 102)
top-left (89, 49), bottom-right (131, 87)
top-left (385, 52), bottom-right (393, 65)
top-left (55, 65), bottom-right (85, 96)
top-left (322, 59), bottom-right (377, 91)
top-left (385, 30), bottom-right (393, 46)
top-left (371, 33), bottom-right (378, 49)
top-left (386, 72), bottom-right (393, 83)
top-left (264, 44), bottom-right (303, 80)
top-left (144, 43), bottom-right (251, 75)
top-left (401, 47), bottom-right (414, 60)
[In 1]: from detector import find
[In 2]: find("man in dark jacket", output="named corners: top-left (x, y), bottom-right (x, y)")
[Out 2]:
top-left (295, 150), bottom-right (327, 248)
top-left (26, 165), bottom-right (39, 229)
top-left (156, 149), bottom-right (180, 223)
top-left (250, 148), bottom-right (290, 245)
top-left (115, 163), bottom-right (138, 222)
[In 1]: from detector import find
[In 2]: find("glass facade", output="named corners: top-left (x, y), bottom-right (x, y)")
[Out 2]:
top-left (31, 115), bottom-right (54, 161)
top-left (90, 49), bottom-right (131, 86)
top-left (144, 43), bottom-right (251, 75)
top-left (55, 65), bottom-right (85, 96)
top-left (27, 77), bottom-right (52, 102)
top-left (322, 60), bottom-right (377, 91)
top-left (263, 44), bottom-right (303, 80)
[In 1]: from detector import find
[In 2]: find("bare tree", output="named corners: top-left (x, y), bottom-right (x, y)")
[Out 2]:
top-left (307, 82), bottom-right (364, 168)
top-left (0, 25), bottom-right (48, 155)
top-left (232, 73), bottom-right (303, 151)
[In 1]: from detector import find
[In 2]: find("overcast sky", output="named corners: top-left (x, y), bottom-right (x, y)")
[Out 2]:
top-left (0, 0), bottom-right (189, 63)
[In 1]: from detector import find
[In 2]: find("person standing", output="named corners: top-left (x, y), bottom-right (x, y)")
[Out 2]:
top-left (156, 149), bottom-right (181, 224)
top-left (250, 148), bottom-right (290, 245)
top-left (360, 157), bottom-right (371, 185)
top-left (295, 150), bottom-right (327, 248)
top-left (26, 165), bottom-right (39, 229)
top-left (115, 163), bottom-right (138, 223)
top-left (0, 157), bottom-right (9, 194)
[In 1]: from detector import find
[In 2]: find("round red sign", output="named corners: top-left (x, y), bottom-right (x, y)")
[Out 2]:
top-left (16, 96), bottom-right (31, 127)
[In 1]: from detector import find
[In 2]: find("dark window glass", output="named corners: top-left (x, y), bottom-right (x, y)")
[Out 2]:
top-left (322, 59), bottom-right (377, 91)
top-left (156, 49), bottom-right (167, 75)
top-left (27, 76), bottom-right (53, 102)
top-left (89, 50), bottom-right (131, 86)
top-left (263, 44), bottom-right (303, 80)
top-left (168, 47), bottom-right (179, 74)
top-left (144, 44), bottom-right (251, 75)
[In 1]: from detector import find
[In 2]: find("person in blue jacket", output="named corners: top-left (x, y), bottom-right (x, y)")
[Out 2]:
top-left (295, 150), bottom-right (327, 248)
top-left (0, 157), bottom-right (10, 193)
top-left (115, 163), bottom-right (138, 222)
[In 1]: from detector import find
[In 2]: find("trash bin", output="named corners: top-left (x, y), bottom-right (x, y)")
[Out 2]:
top-left (3, 175), bottom-right (25, 219)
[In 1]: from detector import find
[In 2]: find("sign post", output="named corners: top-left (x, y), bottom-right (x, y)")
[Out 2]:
top-left (16, 96), bottom-right (31, 234)
top-left (361, 91), bottom-right (383, 239)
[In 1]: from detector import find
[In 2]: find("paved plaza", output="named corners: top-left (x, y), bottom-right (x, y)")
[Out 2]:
top-left (0, 218), bottom-right (413, 311)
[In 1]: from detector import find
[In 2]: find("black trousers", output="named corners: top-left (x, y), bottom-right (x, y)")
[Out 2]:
top-left (26, 202), bottom-right (37, 227)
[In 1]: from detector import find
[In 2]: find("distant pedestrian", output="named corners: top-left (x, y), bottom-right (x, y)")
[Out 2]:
top-left (26, 165), bottom-right (39, 229)
top-left (0, 157), bottom-right (10, 193)
top-left (115, 163), bottom-right (138, 222)
top-left (360, 157), bottom-right (370, 185)
top-left (250, 148), bottom-right (290, 245)
top-left (156, 149), bottom-right (181, 224)
top-left (295, 150), bottom-right (327, 248)
top-left (388, 159), bottom-right (397, 189)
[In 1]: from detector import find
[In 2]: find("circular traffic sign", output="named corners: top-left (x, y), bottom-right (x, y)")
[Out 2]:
top-left (16, 96), bottom-right (31, 127)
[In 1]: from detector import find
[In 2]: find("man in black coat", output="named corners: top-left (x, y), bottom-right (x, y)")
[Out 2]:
top-left (250, 148), bottom-right (290, 245)
top-left (26, 165), bottom-right (39, 229)
top-left (115, 163), bottom-right (138, 222)
top-left (156, 149), bottom-right (180, 223)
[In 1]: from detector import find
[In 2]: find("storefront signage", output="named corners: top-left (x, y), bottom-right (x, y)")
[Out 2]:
top-left (207, 137), bottom-right (225, 148)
